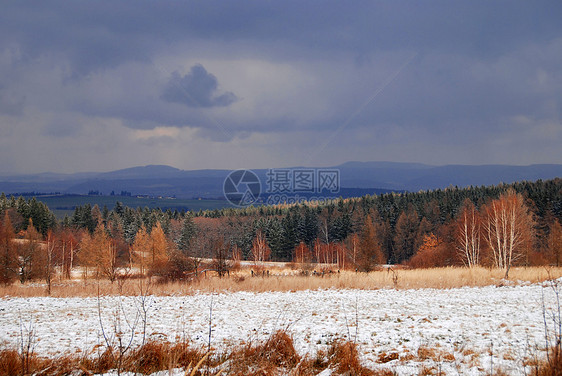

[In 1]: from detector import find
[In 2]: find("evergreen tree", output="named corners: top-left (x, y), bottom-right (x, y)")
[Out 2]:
top-left (0, 192), bottom-right (7, 213)
top-left (177, 215), bottom-right (197, 253)
top-left (393, 206), bottom-right (419, 263)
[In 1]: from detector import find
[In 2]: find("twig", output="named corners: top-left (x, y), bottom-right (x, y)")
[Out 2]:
top-left (355, 294), bottom-right (359, 343)
top-left (206, 294), bottom-right (214, 376)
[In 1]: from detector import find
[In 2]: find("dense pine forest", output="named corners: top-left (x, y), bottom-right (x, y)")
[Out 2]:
top-left (1, 178), bottom-right (562, 284)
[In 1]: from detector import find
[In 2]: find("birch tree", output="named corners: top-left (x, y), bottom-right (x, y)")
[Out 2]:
top-left (456, 199), bottom-right (481, 267)
top-left (482, 189), bottom-right (535, 278)
top-left (251, 230), bottom-right (271, 263)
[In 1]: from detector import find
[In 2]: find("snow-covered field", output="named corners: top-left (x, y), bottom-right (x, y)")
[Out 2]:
top-left (1, 282), bottom-right (559, 375)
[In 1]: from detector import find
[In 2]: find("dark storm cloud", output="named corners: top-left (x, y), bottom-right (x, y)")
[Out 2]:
top-left (162, 65), bottom-right (237, 108)
top-left (2, 1), bottom-right (561, 75)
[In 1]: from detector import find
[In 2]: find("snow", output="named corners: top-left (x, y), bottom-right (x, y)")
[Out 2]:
top-left (1, 282), bottom-right (560, 375)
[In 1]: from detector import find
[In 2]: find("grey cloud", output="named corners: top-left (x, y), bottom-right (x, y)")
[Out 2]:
top-left (0, 88), bottom-right (25, 116)
top-left (41, 118), bottom-right (83, 138)
top-left (3, 1), bottom-right (562, 77)
top-left (1, 1), bottom-right (562, 173)
top-left (161, 65), bottom-right (237, 108)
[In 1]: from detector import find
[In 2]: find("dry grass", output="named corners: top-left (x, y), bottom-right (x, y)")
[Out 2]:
top-left (532, 347), bottom-right (562, 376)
top-left (325, 339), bottom-right (376, 376)
top-left (417, 345), bottom-right (456, 363)
top-left (0, 340), bottom-right (210, 376)
top-left (0, 331), bottom-right (382, 376)
top-left (0, 349), bottom-right (22, 376)
top-left (2, 333), bottom-right (558, 376)
top-left (2, 266), bottom-right (562, 297)
top-left (227, 330), bottom-right (301, 375)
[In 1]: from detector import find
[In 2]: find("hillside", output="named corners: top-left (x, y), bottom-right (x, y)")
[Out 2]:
top-left (1, 162), bottom-right (561, 199)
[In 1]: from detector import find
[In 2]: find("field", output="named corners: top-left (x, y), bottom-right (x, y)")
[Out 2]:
top-left (1, 267), bottom-right (562, 375)
top-left (26, 194), bottom-right (230, 218)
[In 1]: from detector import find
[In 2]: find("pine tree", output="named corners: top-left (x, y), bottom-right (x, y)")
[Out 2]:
top-left (177, 215), bottom-right (197, 253)
top-left (393, 206), bottom-right (419, 263)
top-left (0, 192), bottom-right (7, 213)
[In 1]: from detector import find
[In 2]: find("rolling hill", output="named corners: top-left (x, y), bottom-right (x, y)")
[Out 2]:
top-left (1, 162), bottom-right (561, 199)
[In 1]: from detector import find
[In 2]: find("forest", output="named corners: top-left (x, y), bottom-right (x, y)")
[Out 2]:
top-left (1, 178), bottom-right (562, 286)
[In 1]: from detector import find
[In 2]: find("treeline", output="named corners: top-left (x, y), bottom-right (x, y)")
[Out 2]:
top-left (1, 179), bottom-right (562, 286)
top-left (0, 193), bottom-right (57, 235)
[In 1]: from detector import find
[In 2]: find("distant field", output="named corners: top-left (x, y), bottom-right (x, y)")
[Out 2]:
top-left (26, 194), bottom-right (230, 218)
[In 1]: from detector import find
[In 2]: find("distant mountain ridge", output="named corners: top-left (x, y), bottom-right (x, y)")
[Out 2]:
top-left (1, 162), bottom-right (561, 199)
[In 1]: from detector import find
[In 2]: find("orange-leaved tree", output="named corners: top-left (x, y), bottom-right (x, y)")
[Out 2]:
top-left (131, 226), bottom-right (150, 275)
top-left (131, 223), bottom-right (169, 277)
top-left (18, 219), bottom-right (42, 283)
top-left (408, 233), bottom-right (442, 269)
top-left (147, 222), bottom-right (170, 276)
top-left (0, 212), bottom-right (17, 285)
top-left (79, 223), bottom-right (117, 281)
top-left (294, 241), bottom-right (311, 264)
top-left (357, 216), bottom-right (385, 271)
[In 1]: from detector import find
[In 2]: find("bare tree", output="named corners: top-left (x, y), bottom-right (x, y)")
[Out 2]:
top-left (482, 189), bottom-right (535, 278)
top-left (211, 237), bottom-right (231, 278)
top-left (43, 230), bottom-right (56, 295)
top-left (57, 228), bottom-right (77, 280)
top-left (97, 291), bottom-right (139, 376)
top-left (251, 230), bottom-right (271, 264)
top-left (293, 242), bottom-right (311, 264)
top-left (18, 317), bottom-right (36, 375)
top-left (456, 199), bottom-right (481, 267)
top-left (548, 219), bottom-right (562, 267)
top-left (134, 278), bottom-right (152, 346)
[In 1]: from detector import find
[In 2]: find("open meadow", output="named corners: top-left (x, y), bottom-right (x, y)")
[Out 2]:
top-left (1, 266), bottom-right (562, 375)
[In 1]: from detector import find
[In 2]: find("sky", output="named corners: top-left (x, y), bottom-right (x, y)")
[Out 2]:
top-left (0, 1), bottom-right (561, 174)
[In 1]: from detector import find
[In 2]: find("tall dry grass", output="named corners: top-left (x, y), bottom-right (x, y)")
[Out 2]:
top-left (1, 331), bottom-right (557, 376)
top-left (2, 266), bottom-right (562, 297)
top-left (0, 330), bottom-right (400, 376)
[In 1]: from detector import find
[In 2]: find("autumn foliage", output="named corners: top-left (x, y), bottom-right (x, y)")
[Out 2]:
top-left (1, 178), bottom-right (562, 285)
